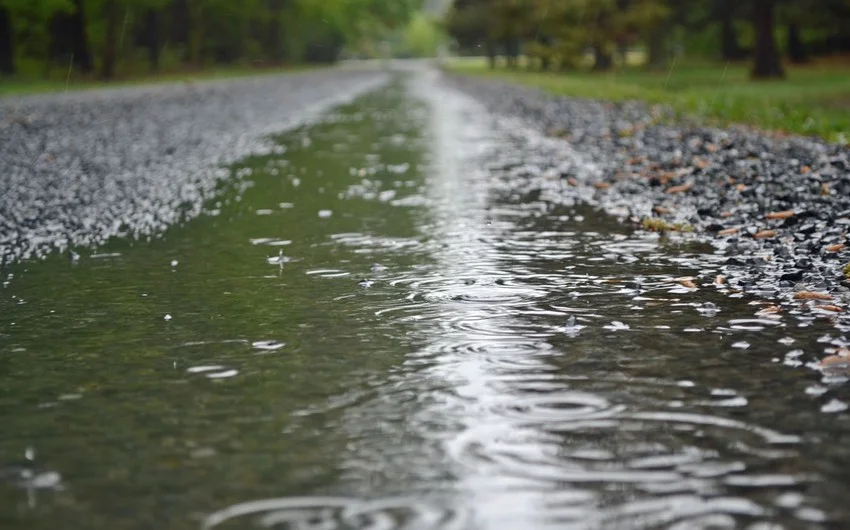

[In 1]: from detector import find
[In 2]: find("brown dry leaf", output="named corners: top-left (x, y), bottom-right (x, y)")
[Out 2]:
top-left (818, 305), bottom-right (844, 312)
top-left (567, 177), bottom-right (578, 186)
top-left (715, 275), bottom-right (726, 285)
top-left (735, 183), bottom-right (747, 192)
top-left (593, 182), bottom-right (611, 189)
top-left (822, 183), bottom-right (830, 196)
top-left (717, 227), bottom-right (739, 236)
top-left (826, 243), bottom-right (845, 252)
top-left (720, 211), bottom-right (734, 218)
top-left (628, 156), bottom-right (645, 165)
top-left (753, 230), bottom-right (776, 239)
top-left (801, 165), bottom-right (811, 174)
top-left (665, 182), bottom-right (693, 194)
top-left (692, 157), bottom-right (711, 170)
top-left (678, 279), bottom-right (698, 289)
top-left (793, 291), bottom-right (833, 301)
top-left (757, 305), bottom-right (782, 315)
top-left (820, 355), bottom-right (850, 368)
top-left (653, 206), bottom-right (672, 215)
top-left (766, 210), bottom-right (795, 220)
top-left (706, 143), bottom-right (720, 153)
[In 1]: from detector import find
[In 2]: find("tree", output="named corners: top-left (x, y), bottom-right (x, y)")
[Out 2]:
top-left (101, 0), bottom-right (119, 79)
top-left (751, 0), bottom-right (784, 78)
top-left (0, 4), bottom-right (13, 74)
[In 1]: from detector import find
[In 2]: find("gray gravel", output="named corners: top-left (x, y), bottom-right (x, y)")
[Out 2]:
top-left (0, 68), bottom-right (388, 264)
top-left (448, 73), bottom-right (850, 319)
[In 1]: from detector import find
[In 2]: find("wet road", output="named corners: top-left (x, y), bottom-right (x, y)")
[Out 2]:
top-left (2, 67), bottom-right (850, 529)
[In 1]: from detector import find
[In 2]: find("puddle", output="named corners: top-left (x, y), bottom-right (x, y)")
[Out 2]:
top-left (1, 69), bottom-right (849, 528)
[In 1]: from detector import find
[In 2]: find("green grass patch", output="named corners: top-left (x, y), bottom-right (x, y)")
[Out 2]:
top-left (0, 63), bottom-right (321, 98)
top-left (447, 57), bottom-right (850, 145)
top-left (843, 263), bottom-right (850, 279)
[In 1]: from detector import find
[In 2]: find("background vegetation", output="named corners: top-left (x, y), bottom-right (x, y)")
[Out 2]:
top-left (444, 0), bottom-right (850, 142)
top-left (0, 0), bottom-right (426, 86)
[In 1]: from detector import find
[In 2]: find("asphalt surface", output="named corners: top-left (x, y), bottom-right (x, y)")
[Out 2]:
top-left (449, 73), bottom-right (850, 320)
top-left (0, 68), bottom-right (388, 264)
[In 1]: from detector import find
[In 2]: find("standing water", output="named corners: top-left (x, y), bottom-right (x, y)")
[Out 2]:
top-left (2, 69), bottom-right (850, 529)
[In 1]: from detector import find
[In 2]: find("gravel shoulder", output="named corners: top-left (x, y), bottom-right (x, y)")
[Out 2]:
top-left (448, 72), bottom-right (850, 324)
top-left (0, 68), bottom-right (388, 264)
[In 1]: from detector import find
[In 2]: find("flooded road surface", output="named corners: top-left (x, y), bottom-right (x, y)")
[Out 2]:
top-left (3, 68), bottom-right (850, 529)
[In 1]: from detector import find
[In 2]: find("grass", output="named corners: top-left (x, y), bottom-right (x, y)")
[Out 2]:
top-left (0, 63), bottom-right (321, 98)
top-left (844, 263), bottom-right (850, 279)
top-left (447, 56), bottom-right (850, 144)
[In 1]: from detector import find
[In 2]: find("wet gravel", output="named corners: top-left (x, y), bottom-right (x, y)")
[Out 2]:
top-left (448, 73), bottom-right (850, 321)
top-left (0, 69), bottom-right (388, 264)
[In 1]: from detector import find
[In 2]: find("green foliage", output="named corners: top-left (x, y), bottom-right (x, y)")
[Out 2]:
top-left (404, 12), bottom-right (444, 57)
top-left (0, 0), bottom-right (423, 82)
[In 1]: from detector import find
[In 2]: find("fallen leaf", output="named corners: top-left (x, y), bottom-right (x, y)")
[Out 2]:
top-left (757, 305), bottom-right (782, 315)
top-left (818, 305), bottom-right (843, 312)
top-left (822, 183), bottom-right (830, 196)
top-left (706, 143), bottom-right (720, 153)
top-left (678, 279), bottom-right (698, 289)
top-left (653, 206), bottom-right (672, 215)
top-left (753, 230), bottom-right (776, 239)
top-left (794, 291), bottom-right (833, 301)
top-left (801, 165), bottom-right (811, 174)
top-left (735, 183), bottom-right (747, 192)
top-left (720, 211), bottom-right (734, 218)
top-left (715, 275), bottom-right (726, 285)
top-left (826, 243), bottom-right (845, 252)
top-left (820, 355), bottom-right (849, 368)
top-left (665, 182), bottom-right (693, 194)
top-left (766, 210), bottom-right (795, 220)
top-left (692, 157), bottom-right (711, 170)
top-left (718, 227), bottom-right (739, 236)
top-left (593, 182), bottom-right (611, 189)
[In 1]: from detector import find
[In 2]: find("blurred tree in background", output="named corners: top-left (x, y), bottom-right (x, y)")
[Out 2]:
top-left (445, 0), bottom-right (850, 79)
top-left (0, 0), bottom-right (426, 81)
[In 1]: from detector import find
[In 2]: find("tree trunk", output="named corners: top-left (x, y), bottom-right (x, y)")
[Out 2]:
top-left (787, 22), bottom-right (808, 63)
top-left (266, 6), bottom-right (283, 62)
top-left (505, 38), bottom-right (519, 69)
top-left (0, 6), bottom-right (13, 75)
top-left (593, 45), bottom-right (613, 71)
top-left (71, 0), bottom-right (93, 73)
top-left (102, 0), bottom-right (119, 79)
top-left (188, 1), bottom-right (204, 66)
top-left (144, 9), bottom-right (161, 71)
top-left (646, 26), bottom-right (666, 71)
top-left (720, 5), bottom-right (745, 61)
top-left (170, 0), bottom-right (190, 61)
top-left (486, 41), bottom-right (496, 69)
top-left (751, 0), bottom-right (784, 79)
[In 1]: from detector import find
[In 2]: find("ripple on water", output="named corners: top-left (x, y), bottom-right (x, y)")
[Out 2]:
top-left (202, 496), bottom-right (469, 530)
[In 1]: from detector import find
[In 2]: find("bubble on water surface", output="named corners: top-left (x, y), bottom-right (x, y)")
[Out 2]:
top-left (252, 340), bottom-right (285, 351)
top-left (821, 399), bottom-right (848, 413)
